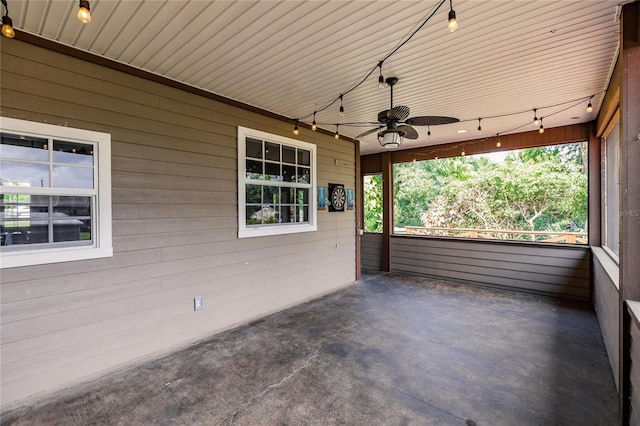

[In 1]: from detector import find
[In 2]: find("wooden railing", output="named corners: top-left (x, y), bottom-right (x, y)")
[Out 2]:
top-left (403, 226), bottom-right (587, 244)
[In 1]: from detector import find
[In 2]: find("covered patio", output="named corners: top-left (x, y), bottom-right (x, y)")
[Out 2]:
top-left (2, 273), bottom-right (618, 425)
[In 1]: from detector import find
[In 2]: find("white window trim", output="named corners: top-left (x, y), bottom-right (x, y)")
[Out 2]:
top-left (0, 117), bottom-right (113, 268)
top-left (237, 126), bottom-right (317, 238)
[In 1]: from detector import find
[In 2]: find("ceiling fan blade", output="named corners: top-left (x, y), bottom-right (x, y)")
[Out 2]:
top-left (388, 105), bottom-right (410, 121)
top-left (397, 125), bottom-right (418, 139)
top-left (355, 127), bottom-right (383, 139)
top-left (405, 116), bottom-right (460, 126)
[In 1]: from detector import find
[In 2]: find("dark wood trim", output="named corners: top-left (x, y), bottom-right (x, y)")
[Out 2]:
top-left (597, 58), bottom-right (621, 138)
top-left (588, 121), bottom-right (601, 249)
top-left (391, 123), bottom-right (591, 163)
top-left (12, 30), bottom-right (357, 145)
top-left (355, 140), bottom-right (362, 280)
top-left (381, 151), bottom-right (392, 272)
top-left (361, 123), bottom-right (591, 173)
top-left (619, 2), bottom-right (640, 424)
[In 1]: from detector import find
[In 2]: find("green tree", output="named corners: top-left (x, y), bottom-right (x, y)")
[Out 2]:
top-left (364, 174), bottom-right (383, 233)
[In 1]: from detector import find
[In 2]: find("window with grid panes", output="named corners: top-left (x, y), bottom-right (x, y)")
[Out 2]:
top-left (238, 127), bottom-right (317, 238)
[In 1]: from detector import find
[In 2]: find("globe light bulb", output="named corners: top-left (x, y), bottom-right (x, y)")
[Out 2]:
top-left (448, 10), bottom-right (458, 32)
top-left (1, 15), bottom-right (15, 38)
top-left (77, 1), bottom-right (91, 24)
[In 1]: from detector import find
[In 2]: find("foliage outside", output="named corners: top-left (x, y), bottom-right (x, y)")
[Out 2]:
top-left (366, 143), bottom-right (588, 243)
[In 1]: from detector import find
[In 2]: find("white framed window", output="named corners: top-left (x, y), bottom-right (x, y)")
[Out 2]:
top-left (0, 117), bottom-right (112, 268)
top-left (602, 119), bottom-right (620, 261)
top-left (238, 126), bottom-right (317, 238)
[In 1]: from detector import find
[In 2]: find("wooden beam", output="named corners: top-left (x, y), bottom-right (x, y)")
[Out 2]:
top-left (588, 122), bottom-right (601, 249)
top-left (597, 58), bottom-right (621, 138)
top-left (355, 140), bottom-right (362, 280)
top-left (381, 152), bottom-right (392, 272)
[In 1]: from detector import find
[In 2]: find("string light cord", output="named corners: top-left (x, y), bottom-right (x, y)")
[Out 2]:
top-left (296, 0), bottom-right (446, 122)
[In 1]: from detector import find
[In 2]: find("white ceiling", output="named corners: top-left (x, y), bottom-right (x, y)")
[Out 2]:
top-left (9, 0), bottom-right (621, 154)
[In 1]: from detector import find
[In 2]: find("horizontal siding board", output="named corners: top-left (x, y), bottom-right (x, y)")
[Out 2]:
top-left (390, 237), bottom-right (590, 300)
top-left (0, 40), bottom-right (356, 406)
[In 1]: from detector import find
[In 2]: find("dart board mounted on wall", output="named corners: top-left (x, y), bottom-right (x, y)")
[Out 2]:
top-left (329, 183), bottom-right (346, 212)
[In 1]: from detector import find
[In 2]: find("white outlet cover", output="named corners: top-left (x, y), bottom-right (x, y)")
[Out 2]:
top-left (194, 296), bottom-right (203, 311)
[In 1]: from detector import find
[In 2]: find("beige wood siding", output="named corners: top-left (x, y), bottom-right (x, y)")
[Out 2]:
top-left (361, 233), bottom-right (383, 272)
top-left (630, 304), bottom-right (640, 426)
top-left (0, 40), bottom-right (356, 407)
top-left (390, 236), bottom-right (590, 300)
top-left (592, 248), bottom-right (620, 391)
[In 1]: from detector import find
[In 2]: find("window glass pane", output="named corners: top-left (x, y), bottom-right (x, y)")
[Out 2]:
top-left (0, 194), bottom-right (92, 246)
top-left (0, 134), bottom-right (49, 161)
top-left (53, 166), bottom-right (94, 189)
top-left (605, 122), bottom-right (620, 256)
top-left (52, 141), bottom-right (94, 166)
top-left (1, 160), bottom-right (50, 187)
top-left (52, 196), bottom-right (92, 243)
top-left (262, 205), bottom-right (279, 224)
top-left (264, 162), bottom-right (280, 181)
top-left (282, 165), bottom-right (296, 182)
top-left (297, 206), bottom-right (309, 223)
top-left (246, 185), bottom-right (262, 204)
top-left (298, 149), bottom-right (311, 166)
top-left (296, 188), bottom-right (309, 205)
top-left (297, 166), bottom-right (310, 183)
top-left (281, 187), bottom-right (293, 204)
top-left (265, 142), bottom-right (280, 162)
top-left (364, 174), bottom-right (383, 233)
top-left (246, 138), bottom-right (263, 159)
top-left (263, 186), bottom-right (279, 204)
top-left (282, 146), bottom-right (296, 164)
top-left (246, 206), bottom-right (261, 225)
top-left (280, 206), bottom-right (294, 223)
top-left (391, 143), bottom-right (588, 244)
top-left (246, 159), bottom-right (263, 179)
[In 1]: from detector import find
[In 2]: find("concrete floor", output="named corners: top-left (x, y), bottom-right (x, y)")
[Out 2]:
top-left (2, 272), bottom-right (619, 425)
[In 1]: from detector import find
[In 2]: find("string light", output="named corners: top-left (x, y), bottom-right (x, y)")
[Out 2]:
top-left (77, 0), bottom-right (91, 24)
top-left (496, 134), bottom-right (501, 148)
top-left (461, 147), bottom-right (465, 156)
top-left (293, 119), bottom-right (299, 136)
top-left (533, 108), bottom-right (539, 126)
top-left (339, 95), bottom-right (345, 117)
top-left (378, 62), bottom-right (385, 89)
top-left (448, 0), bottom-right (458, 32)
top-left (427, 126), bottom-right (431, 139)
top-left (586, 96), bottom-right (593, 113)
top-left (334, 124), bottom-right (340, 140)
top-left (311, 112), bottom-right (317, 131)
top-left (1, 0), bottom-right (15, 38)
top-left (477, 117), bottom-right (482, 134)
top-left (539, 117), bottom-right (544, 134)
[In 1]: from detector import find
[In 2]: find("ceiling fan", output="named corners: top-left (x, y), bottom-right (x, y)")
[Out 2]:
top-left (357, 77), bottom-right (460, 148)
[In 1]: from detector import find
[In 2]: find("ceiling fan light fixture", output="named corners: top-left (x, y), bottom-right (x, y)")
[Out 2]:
top-left (77, 0), bottom-right (91, 24)
top-left (378, 130), bottom-right (404, 149)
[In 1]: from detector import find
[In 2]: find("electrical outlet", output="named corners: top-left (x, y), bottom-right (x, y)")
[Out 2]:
top-left (194, 296), bottom-right (203, 311)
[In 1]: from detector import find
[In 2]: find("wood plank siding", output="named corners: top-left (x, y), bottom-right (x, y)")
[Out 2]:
top-left (629, 302), bottom-right (640, 426)
top-left (390, 237), bottom-right (591, 300)
top-left (0, 40), bottom-right (356, 406)
top-left (592, 248), bottom-right (620, 391)
top-left (361, 233), bottom-right (383, 272)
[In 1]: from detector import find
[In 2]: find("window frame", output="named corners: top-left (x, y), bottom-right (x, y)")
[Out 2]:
top-left (0, 117), bottom-right (112, 268)
top-left (237, 126), bottom-right (317, 238)
top-left (601, 118), bottom-right (620, 263)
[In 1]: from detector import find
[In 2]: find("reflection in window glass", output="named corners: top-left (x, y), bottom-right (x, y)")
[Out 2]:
top-left (1, 161), bottom-right (50, 187)
top-left (53, 166), bottom-right (94, 189)
top-left (604, 121), bottom-right (620, 257)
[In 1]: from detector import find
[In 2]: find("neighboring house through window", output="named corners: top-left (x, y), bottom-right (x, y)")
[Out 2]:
top-left (0, 117), bottom-right (112, 268)
top-left (237, 126), bottom-right (317, 238)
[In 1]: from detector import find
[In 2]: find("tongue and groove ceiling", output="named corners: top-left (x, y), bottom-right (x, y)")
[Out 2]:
top-left (9, 0), bottom-right (621, 154)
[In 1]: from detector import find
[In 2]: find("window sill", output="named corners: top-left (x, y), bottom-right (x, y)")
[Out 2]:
top-left (1, 245), bottom-right (113, 269)
top-left (592, 246), bottom-right (619, 290)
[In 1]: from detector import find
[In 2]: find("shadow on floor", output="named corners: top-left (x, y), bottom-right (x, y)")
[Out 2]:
top-left (1, 272), bottom-right (619, 425)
